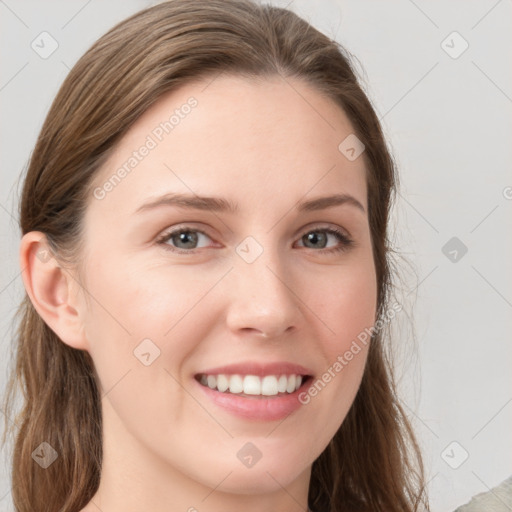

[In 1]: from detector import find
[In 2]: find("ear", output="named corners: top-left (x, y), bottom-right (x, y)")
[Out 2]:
top-left (19, 231), bottom-right (89, 351)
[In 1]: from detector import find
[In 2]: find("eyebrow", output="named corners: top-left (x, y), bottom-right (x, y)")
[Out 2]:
top-left (135, 192), bottom-right (366, 215)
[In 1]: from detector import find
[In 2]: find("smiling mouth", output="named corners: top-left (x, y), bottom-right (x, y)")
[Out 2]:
top-left (194, 373), bottom-right (312, 398)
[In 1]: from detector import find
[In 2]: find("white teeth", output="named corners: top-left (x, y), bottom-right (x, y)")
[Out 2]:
top-left (277, 375), bottom-right (288, 393)
top-left (198, 373), bottom-right (305, 396)
top-left (216, 374), bottom-right (229, 392)
top-left (207, 375), bottom-right (217, 389)
top-left (286, 374), bottom-right (296, 393)
top-left (243, 375), bottom-right (261, 395)
top-left (261, 375), bottom-right (278, 396)
top-left (228, 374), bottom-right (243, 394)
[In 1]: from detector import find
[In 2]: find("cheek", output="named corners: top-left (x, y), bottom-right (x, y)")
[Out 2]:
top-left (296, 258), bottom-right (376, 411)
top-left (336, 271), bottom-right (377, 347)
top-left (81, 253), bottom-right (214, 381)
top-left (80, 258), bottom-right (203, 432)
top-left (297, 264), bottom-right (376, 444)
top-left (305, 259), bottom-right (377, 349)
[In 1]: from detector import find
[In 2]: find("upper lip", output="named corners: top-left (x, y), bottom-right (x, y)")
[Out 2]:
top-left (196, 361), bottom-right (314, 378)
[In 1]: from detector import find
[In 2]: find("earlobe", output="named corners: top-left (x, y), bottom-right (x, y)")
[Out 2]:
top-left (19, 231), bottom-right (89, 351)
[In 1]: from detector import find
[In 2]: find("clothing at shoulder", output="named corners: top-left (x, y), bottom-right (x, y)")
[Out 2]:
top-left (453, 474), bottom-right (512, 512)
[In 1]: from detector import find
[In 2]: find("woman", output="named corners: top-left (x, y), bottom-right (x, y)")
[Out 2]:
top-left (2, 1), bottom-right (429, 511)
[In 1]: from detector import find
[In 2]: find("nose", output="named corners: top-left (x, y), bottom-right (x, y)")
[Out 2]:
top-left (224, 244), bottom-right (303, 339)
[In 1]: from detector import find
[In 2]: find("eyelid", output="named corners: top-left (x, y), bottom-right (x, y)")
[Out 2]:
top-left (297, 221), bottom-right (353, 240)
top-left (155, 223), bottom-right (355, 253)
top-left (155, 224), bottom-right (216, 250)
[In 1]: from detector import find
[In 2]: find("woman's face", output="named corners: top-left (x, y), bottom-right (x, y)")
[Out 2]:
top-left (77, 74), bottom-right (377, 504)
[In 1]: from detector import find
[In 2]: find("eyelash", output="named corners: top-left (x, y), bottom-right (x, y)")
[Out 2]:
top-left (155, 225), bottom-right (355, 255)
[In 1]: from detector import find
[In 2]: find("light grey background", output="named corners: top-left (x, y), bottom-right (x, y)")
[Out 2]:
top-left (1, 1), bottom-right (511, 511)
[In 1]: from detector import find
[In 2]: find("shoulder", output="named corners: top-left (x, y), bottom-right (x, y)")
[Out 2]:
top-left (452, 475), bottom-right (512, 512)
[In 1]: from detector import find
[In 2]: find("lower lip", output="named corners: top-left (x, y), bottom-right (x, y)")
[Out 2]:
top-left (195, 377), bottom-right (311, 421)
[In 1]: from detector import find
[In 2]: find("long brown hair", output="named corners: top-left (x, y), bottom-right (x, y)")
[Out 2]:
top-left (2, 1), bottom-right (429, 510)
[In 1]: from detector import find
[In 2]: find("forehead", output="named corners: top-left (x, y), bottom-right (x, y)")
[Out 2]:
top-left (88, 74), bottom-right (368, 219)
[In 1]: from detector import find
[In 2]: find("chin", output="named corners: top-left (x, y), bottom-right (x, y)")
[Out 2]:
top-left (212, 469), bottom-right (299, 495)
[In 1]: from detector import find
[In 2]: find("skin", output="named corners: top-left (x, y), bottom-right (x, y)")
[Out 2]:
top-left (21, 74), bottom-right (377, 512)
